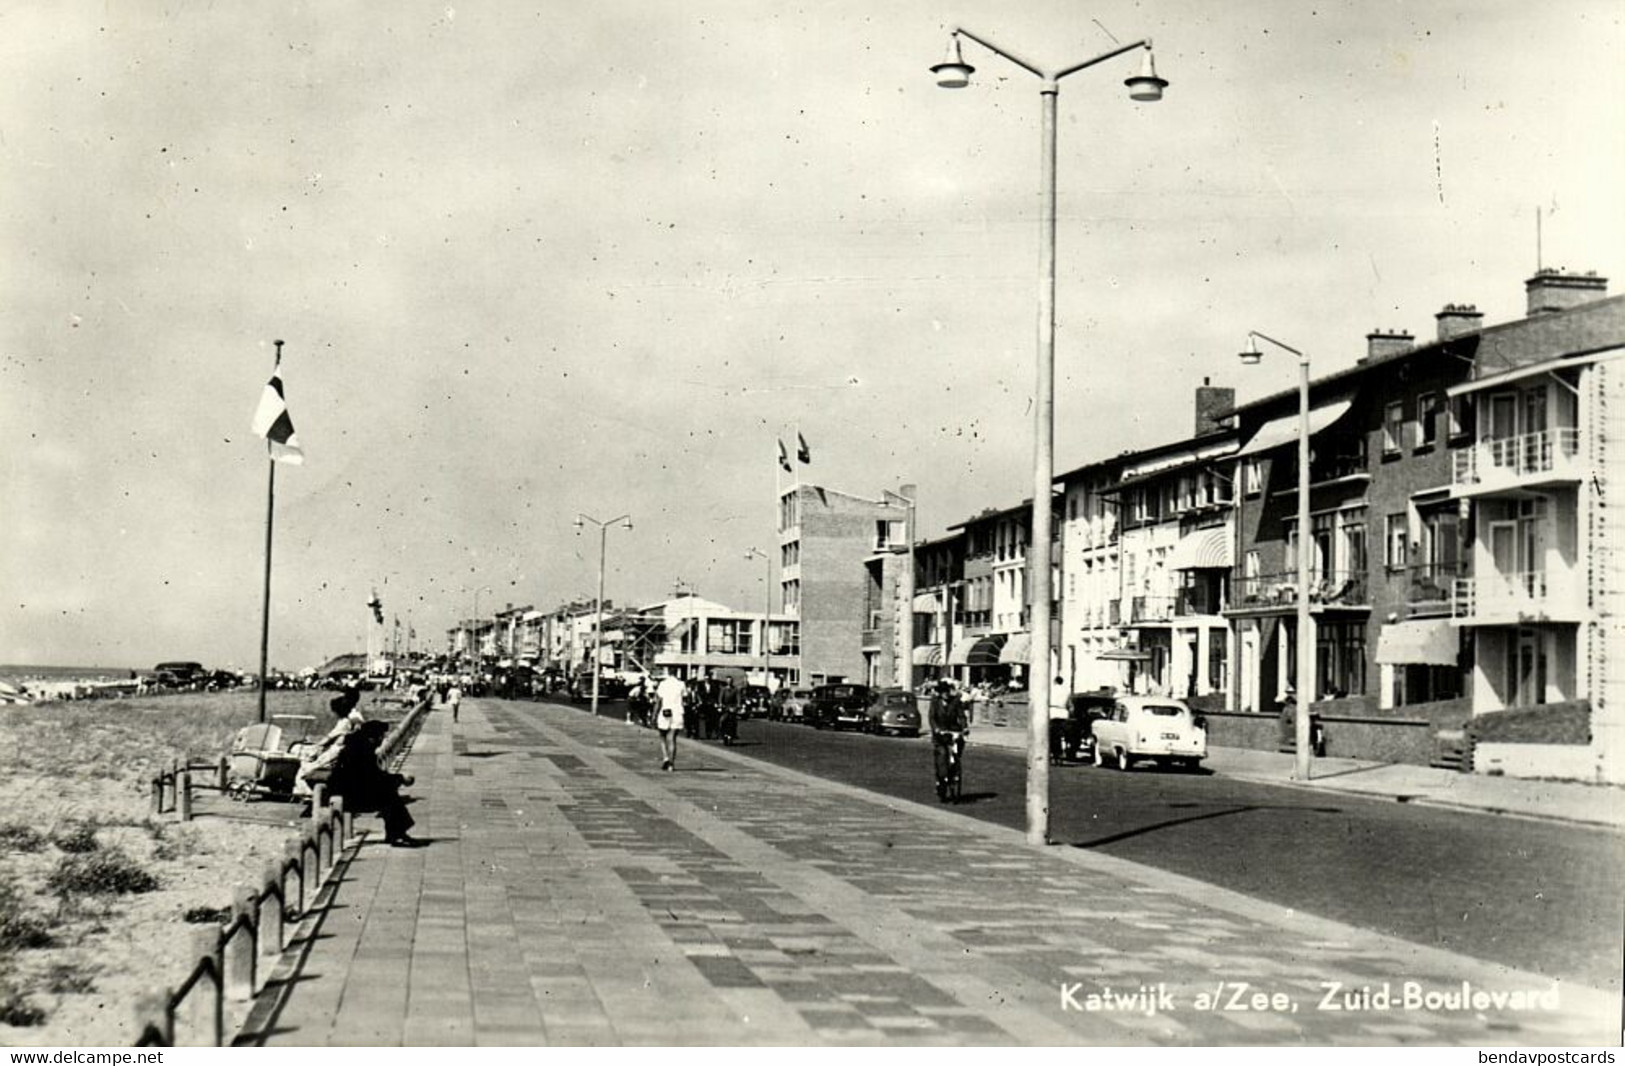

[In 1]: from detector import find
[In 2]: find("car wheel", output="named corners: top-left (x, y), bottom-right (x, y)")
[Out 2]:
top-left (1115, 747), bottom-right (1131, 772)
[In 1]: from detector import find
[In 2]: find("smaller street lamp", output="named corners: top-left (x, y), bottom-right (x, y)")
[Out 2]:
top-left (1238, 330), bottom-right (1315, 781)
top-left (575, 512), bottom-right (633, 720)
top-left (745, 547), bottom-right (775, 696)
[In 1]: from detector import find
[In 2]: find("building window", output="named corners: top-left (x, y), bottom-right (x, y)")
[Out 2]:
top-left (1385, 513), bottom-right (1408, 570)
top-left (1418, 392), bottom-right (1440, 448)
top-left (875, 519), bottom-right (906, 550)
top-left (1383, 401), bottom-right (1405, 456)
top-left (1242, 457), bottom-right (1261, 496)
top-left (1448, 394), bottom-right (1474, 439)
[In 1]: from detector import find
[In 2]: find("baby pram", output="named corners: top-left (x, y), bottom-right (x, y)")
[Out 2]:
top-left (226, 714), bottom-right (317, 801)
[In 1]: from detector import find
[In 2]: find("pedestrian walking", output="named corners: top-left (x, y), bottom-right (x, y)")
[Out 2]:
top-left (655, 672), bottom-right (686, 771)
top-left (446, 681), bottom-right (463, 723)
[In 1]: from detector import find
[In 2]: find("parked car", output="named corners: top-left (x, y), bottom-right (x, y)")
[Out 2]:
top-left (863, 688), bottom-right (922, 737)
top-left (774, 688), bottom-right (814, 723)
top-left (152, 661), bottom-right (206, 688)
top-left (809, 683), bottom-right (873, 731)
top-left (1052, 691), bottom-right (1116, 763)
top-left (739, 685), bottom-right (772, 718)
top-left (1089, 696), bottom-right (1207, 771)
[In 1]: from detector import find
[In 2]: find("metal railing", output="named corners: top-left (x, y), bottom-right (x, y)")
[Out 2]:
top-left (1232, 570), bottom-right (1368, 609)
top-left (1407, 562), bottom-right (1462, 610)
top-left (135, 695), bottom-right (430, 1046)
top-left (1129, 595), bottom-right (1175, 622)
top-left (1452, 570), bottom-right (1561, 619)
top-left (1453, 427), bottom-right (1581, 486)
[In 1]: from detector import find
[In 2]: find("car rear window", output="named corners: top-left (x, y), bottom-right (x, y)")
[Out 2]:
top-left (1142, 705), bottom-right (1185, 717)
top-left (884, 694), bottom-right (914, 707)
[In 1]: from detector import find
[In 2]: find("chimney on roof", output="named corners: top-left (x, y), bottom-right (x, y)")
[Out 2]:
top-left (1362, 330), bottom-right (1414, 364)
top-left (1434, 303), bottom-right (1484, 342)
top-left (1526, 268), bottom-right (1608, 316)
top-left (1193, 378), bottom-right (1234, 436)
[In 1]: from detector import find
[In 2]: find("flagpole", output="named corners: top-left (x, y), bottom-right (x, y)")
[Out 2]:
top-left (256, 339), bottom-right (283, 724)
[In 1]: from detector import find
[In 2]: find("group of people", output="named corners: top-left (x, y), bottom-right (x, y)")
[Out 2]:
top-left (297, 683), bottom-right (424, 848)
top-left (629, 672), bottom-right (743, 772)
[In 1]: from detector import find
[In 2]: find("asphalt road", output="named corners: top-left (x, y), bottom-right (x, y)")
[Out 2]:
top-left (549, 697), bottom-right (1625, 993)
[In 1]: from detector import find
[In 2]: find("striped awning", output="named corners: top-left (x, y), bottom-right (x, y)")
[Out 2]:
top-left (1097, 646), bottom-right (1152, 662)
top-left (966, 634), bottom-right (1007, 667)
top-left (912, 644), bottom-right (943, 666)
top-left (999, 632), bottom-right (1031, 665)
top-left (1169, 526), bottom-right (1232, 570)
top-left (1236, 399), bottom-right (1353, 458)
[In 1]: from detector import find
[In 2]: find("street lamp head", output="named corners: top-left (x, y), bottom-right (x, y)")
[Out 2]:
top-left (931, 35), bottom-right (974, 89)
top-left (1238, 334), bottom-right (1263, 365)
top-left (1124, 46), bottom-right (1168, 102)
top-left (621, 517), bottom-right (633, 531)
top-left (572, 517), bottom-right (584, 533)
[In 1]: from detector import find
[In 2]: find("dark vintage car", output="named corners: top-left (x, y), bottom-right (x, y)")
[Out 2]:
top-left (1051, 690), bottom-right (1118, 763)
top-left (152, 661), bottom-right (207, 688)
top-left (738, 685), bottom-right (772, 718)
top-left (864, 688), bottom-right (923, 737)
top-left (809, 683), bottom-right (873, 731)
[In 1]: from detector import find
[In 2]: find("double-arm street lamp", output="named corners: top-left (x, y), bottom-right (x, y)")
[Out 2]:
top-left (574, 512), bottom-right (633, 719)
top-left (933, 26), bottom-right (1168, 846)
top-left (1240, 331), bottom-right (1314, 781)
top-left (745, 547), bottom-right (775, 692)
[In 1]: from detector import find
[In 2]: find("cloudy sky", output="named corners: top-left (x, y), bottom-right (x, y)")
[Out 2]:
top-left (3, 0), bottom-right (1621, 671)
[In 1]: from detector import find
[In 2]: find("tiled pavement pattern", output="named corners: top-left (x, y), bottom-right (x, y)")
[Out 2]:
top-left (257, 700), bottom-right (1619, 1046)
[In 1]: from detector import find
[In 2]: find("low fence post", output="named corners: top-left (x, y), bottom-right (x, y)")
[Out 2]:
top-left (223, 885), bottom-right (256, 1002)
top-left (310, 782), bottom-right (326, 820)
top-left (317, 810), bottom-right (334, 874)
top-left (257, 863), bottom-right (285, 970)
top-left (282, 841), bottom-right (305, 919)
top-left (176, 928), bottom-right (223, 1047)
top-left (216, 755), bottom-right (229, 793)
top-left (150, 775), bottom-right (164, 816)
top-left (331, 796), bottom-right (348, 849)
top-left (176, 769), bottom-right (192, 822)
top-left (133, 986), bottom-right (174, 1046)
top-left (301, 829), bottom-right (319, 895)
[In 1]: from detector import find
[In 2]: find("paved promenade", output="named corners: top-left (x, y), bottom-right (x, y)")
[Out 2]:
top-left (251, 700), bottom-right (1619, 1046)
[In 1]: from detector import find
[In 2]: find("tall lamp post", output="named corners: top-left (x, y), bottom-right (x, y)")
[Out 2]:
top-left (467, 584), bottom-right (491, 683)
top-left (745, 547), bottom-right (774, 692)
top-left (933, 27), bottom-right (1168, 846)
top-left (1240, 331), bottom-right (1314, 781)
top-left (575, 512), bottom-right (633, 720)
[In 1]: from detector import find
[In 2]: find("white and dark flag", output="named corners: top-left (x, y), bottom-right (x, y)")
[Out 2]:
top-left (251, 364), bottom-right (304, 464)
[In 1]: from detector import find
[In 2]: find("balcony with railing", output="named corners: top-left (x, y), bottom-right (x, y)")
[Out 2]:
top-left (1175, 584), bottom-right (1224, 617)
top-left (1406, 562), bottom-right (1462, 614)
top-left (1129, 595), bottom-right (1175, 623)
top-left (1452, 568), bottom-right (1582, 624)
top-left (1228, 570), bottom-right (1369, 612)
top-left (1452, 428), bottom-right (1583, 495)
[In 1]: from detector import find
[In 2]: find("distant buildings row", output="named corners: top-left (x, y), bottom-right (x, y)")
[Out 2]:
top-left (452, 267), bottom-right (1623, 785)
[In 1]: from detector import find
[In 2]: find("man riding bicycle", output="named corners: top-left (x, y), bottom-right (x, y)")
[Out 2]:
top-left (929, 679), bottom-right (969, 803)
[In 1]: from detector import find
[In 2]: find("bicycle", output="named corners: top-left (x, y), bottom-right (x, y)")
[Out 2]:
top-left (933, 730), bottom-right (964, 804)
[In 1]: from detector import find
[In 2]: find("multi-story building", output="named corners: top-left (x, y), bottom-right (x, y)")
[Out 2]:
top-left (778, 482), bottom-right (913, 686)
top-left (1445, 270), bottom-right (1624, 782)
top-left (646, 593), bottom-right (801, 686)
top-left (912, 531), bottom-right (965, 686)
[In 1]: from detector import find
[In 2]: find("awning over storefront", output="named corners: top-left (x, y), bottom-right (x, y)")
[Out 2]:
top-left (966, 634), bottom-right (1007, 667)
top-left (1097, 646), bottom-right (1153, 662)
top-left (1169, 526), bottom-right (1232, 570)
top-left (1235, 399), bottom-right (1354, 458)
top-left (912, 644), bottom-right (942, 666)
top-left (946, 640), bottom-right (973, 666)
top-left (999, 632), bottom-right (1031, 665)
top-left (1374, 619), bottom-right (1458, 666)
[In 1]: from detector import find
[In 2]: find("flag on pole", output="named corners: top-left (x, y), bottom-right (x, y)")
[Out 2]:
top-left (796, 430), bottom-right (812, 465)
top-left (777, 438), bottom-right (793, 473)
top-left (251, 361), bottom-right (304, 464)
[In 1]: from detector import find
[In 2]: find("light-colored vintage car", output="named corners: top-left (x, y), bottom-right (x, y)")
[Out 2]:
top-left (1090, 695), bottom-right (1207, 771)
